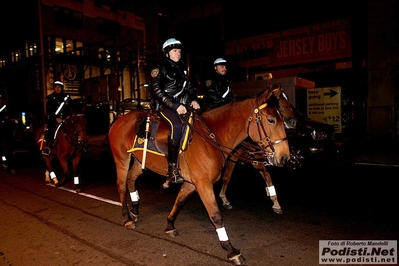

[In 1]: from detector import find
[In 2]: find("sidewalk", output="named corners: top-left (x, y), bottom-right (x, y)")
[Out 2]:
top-left (351, 139), bottom-right (399, 167)
top-left (354, 150), bottom-right (399, 167)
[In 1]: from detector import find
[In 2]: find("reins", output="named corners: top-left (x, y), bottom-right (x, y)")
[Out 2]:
top-left (181, 102), bottom-right (287, 166)
top-left (60, 114), bottom-right (87, 149)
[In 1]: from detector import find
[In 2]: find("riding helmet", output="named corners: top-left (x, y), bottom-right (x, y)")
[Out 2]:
top-left (162, 38), bottom-right (183, 54)
top-left (214, 58), bottom-right (227, 66)
top-left (54, 81), bottom-right (64, 88)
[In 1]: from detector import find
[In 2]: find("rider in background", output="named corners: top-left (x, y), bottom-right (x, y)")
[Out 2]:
top-left (0, 95), bottom-right (15, 173)
top-left (42, 81), bottom-right (71, 156)
top-left (149, 37), bottom-right (200, 184)
top-left (204, 58), bottom-right (233, 110)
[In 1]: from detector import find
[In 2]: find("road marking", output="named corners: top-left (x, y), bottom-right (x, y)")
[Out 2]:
top-left (46, 183), bottom-right (122, 206)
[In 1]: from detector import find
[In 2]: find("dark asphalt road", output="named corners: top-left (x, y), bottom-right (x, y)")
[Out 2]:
top-left (1, 139), bottom-right (398, 266)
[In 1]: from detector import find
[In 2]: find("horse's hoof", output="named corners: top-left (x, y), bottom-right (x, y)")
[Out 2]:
top-left (128, 211), bottom-right (139, 223)
top-left (229, 254), bottom-right (246, 265)
top-left (165, 229), bottom-right (178, 238)
top-left (272, 207), bottom-right (282, 214)
top-left (223, 203), bottom-right (233, 210)
top-left (54, 182), bottom-right (62, 187)
top-left (124, 221), bottom-right (136, 229)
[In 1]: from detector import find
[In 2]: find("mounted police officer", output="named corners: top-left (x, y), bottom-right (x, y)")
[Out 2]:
top-left (42, 81), bottom-right (71, 155)
top-left (0, 95), bottom-right (13, 170)
top-left (205, 58), bottom-right (233, 109)
top-left (149, 38), bottom-right (201, 184)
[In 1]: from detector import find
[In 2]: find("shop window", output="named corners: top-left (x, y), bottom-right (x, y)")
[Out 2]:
top-left (25, 42), bottom-right (37, 58)
top-left (11, 50), bottom-right (21, 63)
top-left (55, 38), bottom-right (64, 54)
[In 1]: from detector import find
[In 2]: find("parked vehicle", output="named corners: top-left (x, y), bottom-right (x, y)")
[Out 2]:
top-left (118, 98), bottom-right (151, 114)
top-left (286, 105), bottom-right (341, 164)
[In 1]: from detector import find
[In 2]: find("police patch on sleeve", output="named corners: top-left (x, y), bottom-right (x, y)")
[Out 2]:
top-left (205, 80), bottom-right (212, 87)
top-left (151, 68), bottom-right (159, 78)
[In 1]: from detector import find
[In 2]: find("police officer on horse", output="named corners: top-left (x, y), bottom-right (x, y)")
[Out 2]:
top-left (149, 38), bottom-right (201, 184)
top-left (42, 81), bottom-right (71, 156)
top-left (0, 94), bottom-right (14, 171)
top-left (205, 57), bottom-right (233, 109)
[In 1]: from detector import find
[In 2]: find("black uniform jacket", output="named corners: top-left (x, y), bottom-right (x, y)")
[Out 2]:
top-left (206, 72), bottom-right (233, 109)
top-left (150, 58), bottom-right (198, 111)
top-left (45, 92), bottom-right (71, 122)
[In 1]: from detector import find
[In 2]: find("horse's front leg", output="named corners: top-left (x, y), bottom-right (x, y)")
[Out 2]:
top-left (197, 183), bottom-right (246, 266)
top-left (165, 182), bottom-right (196, 237)
top-left (259, 167), bottom-right (282, 214)
top-left (43, 155), bottom-right (60, 186)
top-left (57, 153), bottom-right (70, 187)
top-left (219, 160), bottom-right (235, 210)
top-left (71, 152), bottom-right (83, 192)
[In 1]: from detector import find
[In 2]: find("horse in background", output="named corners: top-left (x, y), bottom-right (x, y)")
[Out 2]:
top-left (36, 100), bottom-right (88, 190)
top-left (219, 83), bottom-right (299, 214)
top-left (108, 87), bottom-right (290, 265)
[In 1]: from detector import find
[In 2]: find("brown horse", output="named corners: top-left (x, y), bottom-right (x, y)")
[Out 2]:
top-left (108, 88), bottom-right (290, 265)
top-left (36, 113), bottom-right (88, 189)
top-left (219, 83), bottom-right (297, 214)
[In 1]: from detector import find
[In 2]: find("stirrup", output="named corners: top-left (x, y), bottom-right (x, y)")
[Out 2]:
top-left (167, 169), bottom-right (184, 184)
top-left (42, 147), bottom-right (51, 156)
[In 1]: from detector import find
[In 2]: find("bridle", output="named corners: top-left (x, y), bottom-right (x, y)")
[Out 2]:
top-left (184, 101), bottom-right (288, 166)
top-left (58, 114), bottom-right (88, 148)
top-left (271, 85), bottom-right (297, 129)
top-left (246, 102), bottom-right (288, 164)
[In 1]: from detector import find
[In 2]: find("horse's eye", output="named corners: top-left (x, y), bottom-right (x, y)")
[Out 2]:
top-left (267, 118), bottom-right (276, 124)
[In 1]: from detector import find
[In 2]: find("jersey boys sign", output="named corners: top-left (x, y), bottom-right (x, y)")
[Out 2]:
top-left (226, 18), bottom-right (352, 68)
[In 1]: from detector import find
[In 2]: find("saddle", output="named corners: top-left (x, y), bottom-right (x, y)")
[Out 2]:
top-left (127, 111), bottom-right (194, 157)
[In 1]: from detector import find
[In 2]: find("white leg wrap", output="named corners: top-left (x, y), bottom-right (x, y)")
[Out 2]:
top-left (50, 171), bottom-right (56, 179)
top-left (2, 156), bottom-right (6, 161)
top-left (74, 176), bottom-right (79, 185)
top-left (130, 191), bottom-right (139, 202)
top-left (266, 186), bottom-right (276, 196)
top-left (216, 227), bottom-right (229, 241)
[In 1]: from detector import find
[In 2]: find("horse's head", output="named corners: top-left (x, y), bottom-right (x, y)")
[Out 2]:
top-left (269, 82), bottom-right (297, 129)
top-left (249, 89), bottom-right (291, 166)
top-left (69, 114), bottom-right (88, 146)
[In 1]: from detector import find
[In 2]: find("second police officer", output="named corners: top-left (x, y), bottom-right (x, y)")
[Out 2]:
top-left (205, 58), bottom-right (233, 109)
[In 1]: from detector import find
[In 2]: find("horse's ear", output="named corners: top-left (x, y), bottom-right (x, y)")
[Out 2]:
top-left (256, 88), bottom-right (274, 106)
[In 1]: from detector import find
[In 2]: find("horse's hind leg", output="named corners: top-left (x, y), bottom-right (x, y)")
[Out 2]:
top-left (219, 159), bottom-right (235, 210)
top-left (259, 167), bottom-right (282, 214)
top-left (119, 158), bottom-right (142, 229)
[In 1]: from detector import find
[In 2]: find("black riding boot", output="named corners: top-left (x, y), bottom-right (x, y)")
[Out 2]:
top-left (167, 139), bottom-right (184, 184)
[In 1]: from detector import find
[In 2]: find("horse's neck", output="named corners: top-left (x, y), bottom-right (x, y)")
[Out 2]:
top-left (201, 100), bottom-right (252, 149)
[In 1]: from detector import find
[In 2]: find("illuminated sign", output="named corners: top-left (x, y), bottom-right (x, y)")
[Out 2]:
top-left (226, 19), bottom-right (352, 68)
top-left (307, 87), bottom-right (342, 133)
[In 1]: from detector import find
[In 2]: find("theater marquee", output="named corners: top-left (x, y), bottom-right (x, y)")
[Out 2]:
top-left (226, 18), bottom-right (352, 68)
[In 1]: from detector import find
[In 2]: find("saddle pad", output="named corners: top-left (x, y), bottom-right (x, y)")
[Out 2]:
top-left (128, 121), bottom-right (164, 156)
top-left (127, 113), bottom-right (193, 156)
